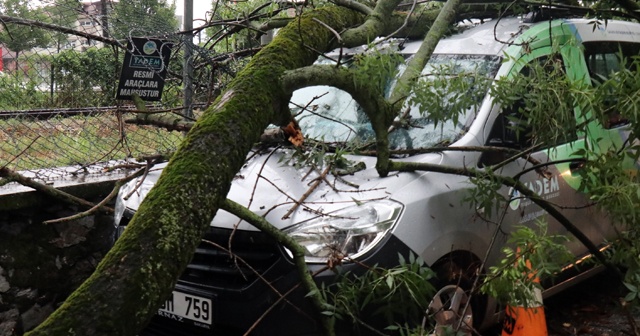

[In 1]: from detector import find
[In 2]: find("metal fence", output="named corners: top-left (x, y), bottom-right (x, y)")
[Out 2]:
top-left (0, 0), bottom-right (254, 181)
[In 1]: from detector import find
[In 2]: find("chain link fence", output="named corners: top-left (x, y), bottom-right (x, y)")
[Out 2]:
top-left (0, 0), bottom-right (255, 181)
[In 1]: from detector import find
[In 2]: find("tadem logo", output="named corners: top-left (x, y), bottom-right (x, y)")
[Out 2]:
top-left (508, 175), bottom-right (559, 210)
top-left (143, 41), bottom-right (157, 55)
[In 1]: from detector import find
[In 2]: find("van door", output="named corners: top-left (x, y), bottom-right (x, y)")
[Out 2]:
top-left (483, 45), bottom-right (609, 262)
top-left (581, 41), bottom-right (639, 158)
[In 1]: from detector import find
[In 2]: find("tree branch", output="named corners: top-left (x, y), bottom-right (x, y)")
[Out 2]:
top-left (282, 63), bottom-right (396, 175)
top-left (127, 94), bottom-right (195, 132)
top-left (387, 160), bottom-right (623, 279)
top-left (0, 167), bottom-right (113, 214)
top-left (597, 0), bottom-right (640, 20)
top-left (27, 7), bottom-right (367, 336)
top-left (43, 168), bottom-right (147, 225)
top-left (255, 17), bottom-right (296, 31)
top-left (125, 115), bottom-right (195, 132)
top-left (220, 198), bottom-right (335, 336)
top-left (340, 0), bottom-right (405, 46)
top-left (330, 0), bottom-right (374, 15)
top-left (282, 165), bottom-right (332, 219)
top-left (389, 0), bottom-right (463, 103)
top-left (0, 15), bottom-right (123, 48)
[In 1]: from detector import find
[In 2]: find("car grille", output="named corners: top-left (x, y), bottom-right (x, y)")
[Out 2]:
top-left (181, 227), bottom-right (282, 290)
top-left (118, 210), bottom-right (283, 291)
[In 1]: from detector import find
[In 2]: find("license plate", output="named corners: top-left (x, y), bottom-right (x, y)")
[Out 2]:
top-left (158, 291), bottom-right (212, 326)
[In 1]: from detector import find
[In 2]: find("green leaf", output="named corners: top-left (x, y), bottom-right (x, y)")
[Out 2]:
top-left (624, 291), bottom-right (637, 302)
top-left (623, 282), bottom-right (638, 292)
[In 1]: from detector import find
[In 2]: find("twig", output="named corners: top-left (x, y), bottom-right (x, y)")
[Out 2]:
top-left (201, 239), bottom-right (313, 321)
top-left (388, 159), bottom-right (623, 279)
top-left (372, 0), bottom-right (419, 45)
top-left (43, 168), bottom-right (146, 225)
top-left (387, 106), bottom-right (411, 133)
top-left (222, 199), bottom-right (336, 336)
top-left (282, 165), bottom-right (331, 219)
top-left (333, 174), bottom-right (360, 188)
top-left (1, 135), bottom-right (42, 170)
top-left (329, 0), bottom-right (373, 15)
top-left (228, 148), bottom-right (280, 279)
top-left (123, 157), bottom-right (161, 200)
top-left (244, 265), bottom-right (331, 336)
top-left (103, 162), bottom-right (147, 172)
top-left (0, 167), bottom-right (111, 214)
top-left (0, 15), bottom-right (123, 48)
top-left (312, 18), bottom-right (343, 44)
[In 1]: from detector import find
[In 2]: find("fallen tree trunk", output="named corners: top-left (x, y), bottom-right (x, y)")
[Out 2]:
top-left (26, 7), bottom-right (366, 336)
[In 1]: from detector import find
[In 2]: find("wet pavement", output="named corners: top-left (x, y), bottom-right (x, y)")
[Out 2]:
top-left (545, 272), bottom-right (640, 336)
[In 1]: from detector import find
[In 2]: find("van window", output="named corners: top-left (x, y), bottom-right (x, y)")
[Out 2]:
top-left (583, 42), bottom-right (640, 128)
top-left (584, 42), bottom-right (640, 80)
top-left (488, 55), bottom-right (577, 151)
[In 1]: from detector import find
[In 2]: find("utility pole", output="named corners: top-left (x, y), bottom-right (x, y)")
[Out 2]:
top-left (183, 0), bottom-right (194, 118)
top-left (100, 0), bottom-right (109, 38)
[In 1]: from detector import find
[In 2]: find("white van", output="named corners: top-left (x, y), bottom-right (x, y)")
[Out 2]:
top-left (113, 15), bottom-right (640, 336)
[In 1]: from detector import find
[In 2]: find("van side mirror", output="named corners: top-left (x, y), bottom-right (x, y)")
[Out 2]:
top-left (479, 112), bottom-right (530, 167)
top-left (496, 112), bottom-right (531, 149)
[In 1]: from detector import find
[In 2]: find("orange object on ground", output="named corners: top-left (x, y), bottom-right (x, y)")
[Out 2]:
top-left (501, 249), bottom-right (548, 336)
top-left (501, 297), bottom-right (547, 336)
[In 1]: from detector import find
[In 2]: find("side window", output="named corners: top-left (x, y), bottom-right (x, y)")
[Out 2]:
top-left (583, 42), bottom-right (640, 128)
top-left (584, 42), bottom-right (640, 80)
top-left (487, 55), bottom-right (577, 150)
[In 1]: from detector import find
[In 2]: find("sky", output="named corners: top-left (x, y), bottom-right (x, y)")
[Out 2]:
top-left (173, 0), bottom-right (212, 29)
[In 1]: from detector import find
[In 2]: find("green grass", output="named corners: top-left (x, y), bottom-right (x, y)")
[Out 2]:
top-left (0, 113), bottom-right (184, 171)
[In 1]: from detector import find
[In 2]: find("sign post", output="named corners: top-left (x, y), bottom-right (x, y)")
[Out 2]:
top-left (116, 38), bottom-right (173, 101)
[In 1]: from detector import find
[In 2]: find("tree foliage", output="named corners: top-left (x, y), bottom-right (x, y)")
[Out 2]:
top-left (0, 0), bottom-right (51, 58)
top-left (49, 47), bottom-right (120, 107)
top-left (109, 0), bottom-right (179, 39)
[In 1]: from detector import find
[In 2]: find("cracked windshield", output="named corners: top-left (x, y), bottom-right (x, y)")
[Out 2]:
top-left (289, 53), bottom-right (502, 151)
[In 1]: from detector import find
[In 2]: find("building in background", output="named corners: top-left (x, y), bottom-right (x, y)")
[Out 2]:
top-left (66, 1), bottom-right (104, 51)
top-left (0, 45), bottom-right (17, 73)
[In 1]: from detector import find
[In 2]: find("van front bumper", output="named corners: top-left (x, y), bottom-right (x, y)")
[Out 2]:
top-left (130, 224), bottom-right (415, 336)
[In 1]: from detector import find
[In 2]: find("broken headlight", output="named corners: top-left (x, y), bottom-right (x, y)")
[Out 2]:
top-left (284, 200), bottom-right (402, 263)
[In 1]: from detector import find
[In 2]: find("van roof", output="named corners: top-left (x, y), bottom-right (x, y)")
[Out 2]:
top-left (421, 17), bottom-right (525, 56)
top-left (328, 16), bottom-right (640, 59)
top-left (403, 16), bottom-right (640, 56)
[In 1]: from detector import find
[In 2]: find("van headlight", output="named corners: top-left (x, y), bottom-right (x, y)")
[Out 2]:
top-left (284, 200), bottom-right (402, 263)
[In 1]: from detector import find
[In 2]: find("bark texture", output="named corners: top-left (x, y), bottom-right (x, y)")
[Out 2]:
top-left (26, 7), bottom-right (365, 336)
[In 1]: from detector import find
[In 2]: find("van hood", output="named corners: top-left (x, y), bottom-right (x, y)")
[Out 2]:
top-left (121, 148), bottom-right (443, 231)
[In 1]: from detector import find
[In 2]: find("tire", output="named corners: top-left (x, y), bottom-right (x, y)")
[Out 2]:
top-left (429, 253), bottom-right (487, 334)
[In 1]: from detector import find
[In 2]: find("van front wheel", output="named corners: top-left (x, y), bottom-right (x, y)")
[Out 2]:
top-left (430, 255), bottom-right (487, 334)
top-left (427, 284), bottom-right (474, 335)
